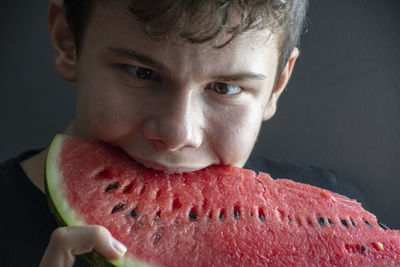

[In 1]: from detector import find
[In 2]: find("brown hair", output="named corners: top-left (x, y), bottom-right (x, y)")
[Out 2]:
top-left (63, 0), bottom-right (308, 76)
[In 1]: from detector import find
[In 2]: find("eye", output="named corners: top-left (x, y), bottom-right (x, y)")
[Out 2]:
top-left (122, 65), bottom-right (160, 80)
top-left (211, 82), bottom-right (242, 95)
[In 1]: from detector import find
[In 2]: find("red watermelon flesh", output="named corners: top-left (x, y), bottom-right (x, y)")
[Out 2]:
top-left (45, 134), bottom-right (400, 266)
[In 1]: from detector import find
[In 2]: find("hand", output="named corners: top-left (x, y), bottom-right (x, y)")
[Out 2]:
top-left (39, 225), bottom-right (127, 267)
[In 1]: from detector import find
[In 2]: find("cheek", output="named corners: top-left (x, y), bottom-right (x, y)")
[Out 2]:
top-left (74, 76), bottom-right (142, 141)
top-left (209, 104), bottom-right (263, 166)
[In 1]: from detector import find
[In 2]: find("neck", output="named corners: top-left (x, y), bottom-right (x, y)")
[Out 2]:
top-left (19, 122), bottom-right (76, 193)
top-left (20, 149), bottom-right (48, 193)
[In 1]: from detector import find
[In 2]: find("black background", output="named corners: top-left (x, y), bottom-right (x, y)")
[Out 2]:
top-left (1, 1), bottom-right (399, 228)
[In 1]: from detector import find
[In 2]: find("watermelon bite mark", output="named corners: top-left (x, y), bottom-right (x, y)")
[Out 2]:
top-left (46, 134), bottom-right (400, 267)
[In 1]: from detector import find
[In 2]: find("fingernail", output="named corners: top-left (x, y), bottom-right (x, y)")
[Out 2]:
top-left (112, 238), bottom-right (127, 255)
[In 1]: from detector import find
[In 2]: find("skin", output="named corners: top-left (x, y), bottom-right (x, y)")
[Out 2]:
top-left (21, 0), bottom-right (299, 266)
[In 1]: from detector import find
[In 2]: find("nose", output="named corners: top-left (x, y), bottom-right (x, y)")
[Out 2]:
top-left (142, 90), bottom-right (203, 151)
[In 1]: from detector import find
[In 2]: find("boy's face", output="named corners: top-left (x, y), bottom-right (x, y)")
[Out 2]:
top-left (52, 1), bottom-right (297, 173)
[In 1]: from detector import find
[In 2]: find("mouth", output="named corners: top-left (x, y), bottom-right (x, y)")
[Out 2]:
top-left (133, 157), bottom-right (204, 174)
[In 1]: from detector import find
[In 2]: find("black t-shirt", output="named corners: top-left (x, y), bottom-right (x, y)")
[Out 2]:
top-left (0, 150), bottom-right (369, 267)
top-left (0, 150), bottom-right (87, 267)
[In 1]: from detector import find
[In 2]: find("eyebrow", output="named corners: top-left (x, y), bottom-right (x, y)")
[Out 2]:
top-left (107, 46), bottom-right (267, 82)
top-left (211, 73), bottom-right (267, 83)
top-left (107, 46), bottom-right (167, 71)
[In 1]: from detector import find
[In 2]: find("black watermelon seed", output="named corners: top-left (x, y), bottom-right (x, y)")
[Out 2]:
top-left (351, 220), bottom-right (356, 227)
top-left (379, 222), bottom-right (390, 230)
top-left (130, 209), bottom-right (138, 218)
top-left (318, 217), bottom-right (325, 227)
top-left (189, 212), bottom-right (198, 220)
top-left (111, 203), bottom-right (125, 214)
top-left (219, 213), bottom-right (225, 221)
top-left (233, 209), bottom-right (240, 219)
top-left (328, 218), bottom-right (333, 225)
top-left (364, 220), bottom-right (371, 227)
top-left (154, 210), bottom-right (161, 221)
top-left (258, 208), bottom-right (265, 222)
top-left (361, 246), bottom-right (366, 252)
top-left (105, 183), bottom-right (118, 192)
top-left (341, 219), bottom-right (349, 228)
top-left (154, 232), bottom-right (162, 244)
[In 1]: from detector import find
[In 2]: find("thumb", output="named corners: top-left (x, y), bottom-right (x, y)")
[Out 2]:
top-left (40, 225), bottom-right (127, 267)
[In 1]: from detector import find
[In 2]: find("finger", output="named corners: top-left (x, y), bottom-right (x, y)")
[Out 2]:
top-left (39, 225), bottom-right (127, 267)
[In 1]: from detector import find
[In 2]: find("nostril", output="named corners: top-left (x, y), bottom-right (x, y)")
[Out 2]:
top-left (146, 132), bottom-right (202, 151)
top-left (149, 139), bottom-right (169, 150)
top-left (142, 114), bottom-right (203, 151)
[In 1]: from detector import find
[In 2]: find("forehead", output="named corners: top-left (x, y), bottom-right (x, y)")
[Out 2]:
top-left (83, 1), bottom-right (280, 79)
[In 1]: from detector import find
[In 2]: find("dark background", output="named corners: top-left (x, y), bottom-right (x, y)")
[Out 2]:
top-left (1, 1), bottom-right (399, 229)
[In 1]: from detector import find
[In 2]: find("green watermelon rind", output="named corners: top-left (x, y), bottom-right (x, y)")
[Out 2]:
top-left (45, 134), bottom-right (150, 267)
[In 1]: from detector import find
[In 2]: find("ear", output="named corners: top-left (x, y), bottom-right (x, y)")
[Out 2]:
top-left (263, 47), bottom-right (299, 121)
top-left (48, 0), bottom-right (77, 81)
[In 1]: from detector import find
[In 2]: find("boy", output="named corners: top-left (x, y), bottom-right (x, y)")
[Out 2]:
top-left (0, 0), bottom-right (362, 266)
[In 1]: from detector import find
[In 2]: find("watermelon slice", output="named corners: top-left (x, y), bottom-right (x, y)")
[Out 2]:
top-left (45, 134), bottom-right (400, 266)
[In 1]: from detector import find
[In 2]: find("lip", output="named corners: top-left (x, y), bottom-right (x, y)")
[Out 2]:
top-left (133, 156), bottom-right (204, 174)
